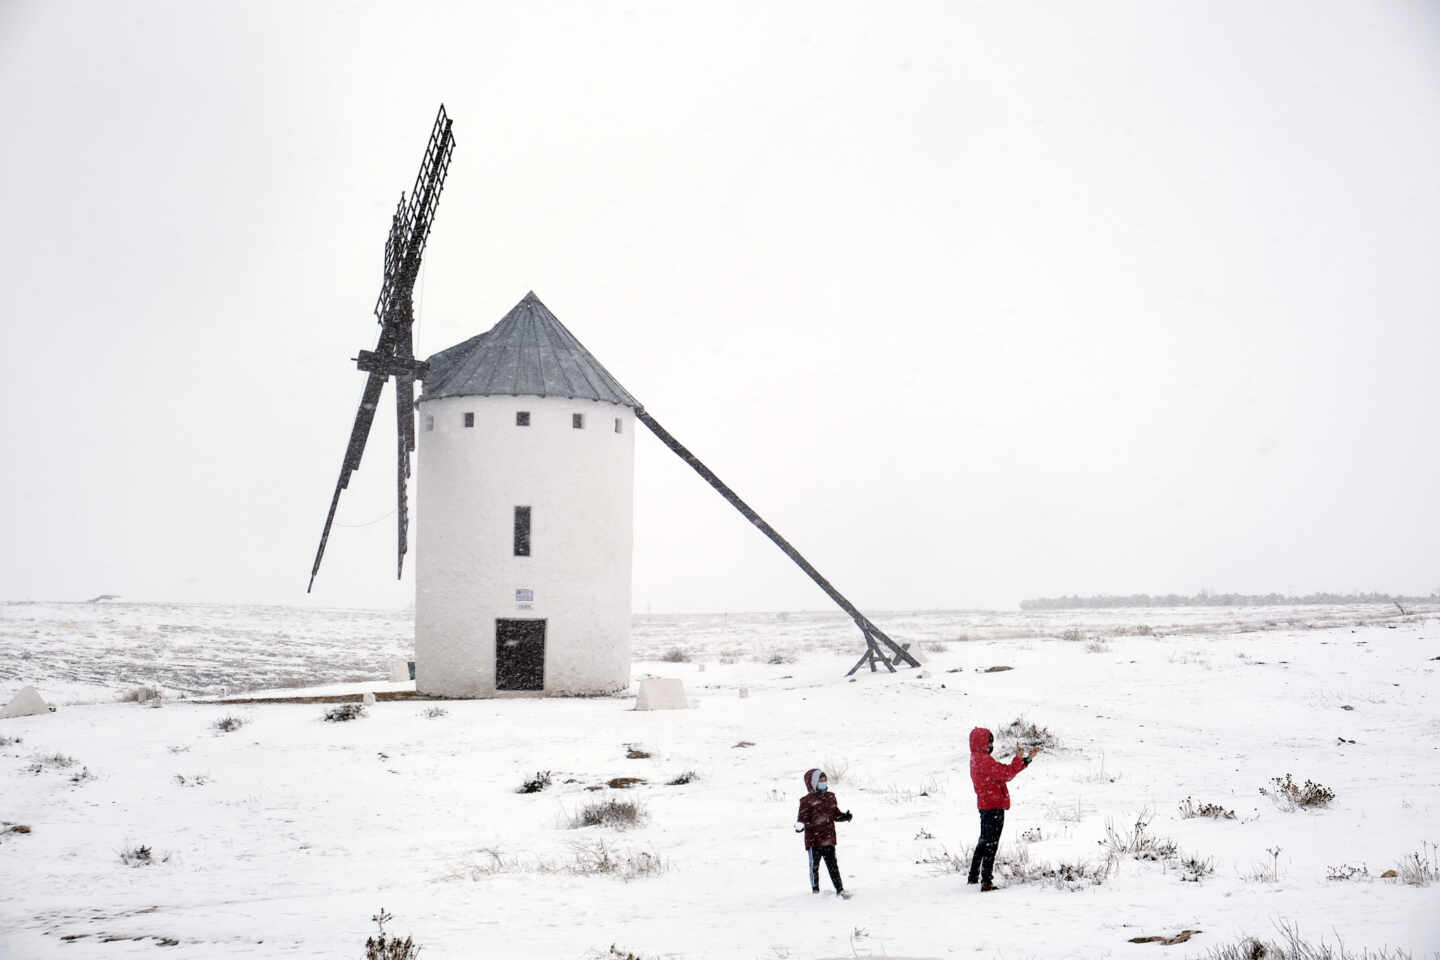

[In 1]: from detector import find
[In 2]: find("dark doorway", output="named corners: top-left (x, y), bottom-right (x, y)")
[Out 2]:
top-left (496, 619), bottom-right (545, 691)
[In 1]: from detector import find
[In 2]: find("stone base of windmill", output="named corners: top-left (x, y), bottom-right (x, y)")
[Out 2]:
top-left (635, 678), bottom-right (688, 711)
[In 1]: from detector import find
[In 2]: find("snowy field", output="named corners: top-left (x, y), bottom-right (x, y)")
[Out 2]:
top-left (1, 601), bottom-right (1437, 958)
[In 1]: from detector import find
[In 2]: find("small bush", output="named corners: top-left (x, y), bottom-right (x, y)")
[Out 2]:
top-left (365, 907), bottom-right (420, 960)
top-left (625, 744), bottom-right (652, 759)
top-left (421, 706), bottom-right (448, 719)
top-left (174, 774), bottom-right (209, 787)
top-left (557, 839), bottom-right (664, 880)
top-left (120, 685), bottom-right (163, 704)
top-left (666, 771), bottom-right (697, 786)
top-left (28, 753), bottom-right (76, 774)
top-left (1245, 846), bottom-right (1284, 883)
top-left (766, 652), bottom-right (795, 665)
top-left (119, 844), bottom-right (165, 867)
top-left (997, 717), bottom-right (1059, 751)
top-left (1394, 841), bottom-right (1438, 886)
top-left (323, 703), bottom-right (365, 723)
top-left (1196, 921), bottom-right (1411, 959)
top-left (518, 770), bottom-right (553, 794)
top-left (1177, 854), bottom-right (1215, 882)
top-left (212, 715), bottom-right (247, 734)
top-left (1178, 796), bottom-right (1236, 820)
top-left (1326, 863), bottom-right (1369, 881)
top-left (68, 766), bottom-right (95, 785)
top-left (1084, 638), bottom-right (1110, 653)
top-left (1104, 811), bottom-right (1177, 862)
top-left (1261, 773), bottom-right (1335, 810)
top-left (570, 799), bottom-right (647, 830)
top-left (819, 756), bottom-right (850, 783)
top-left (659, 647), bottom-right (691, 663)
top-left (0, 735), bottom-right (20, 747)
top-left (1059, 627), bottom-right (1084, 642)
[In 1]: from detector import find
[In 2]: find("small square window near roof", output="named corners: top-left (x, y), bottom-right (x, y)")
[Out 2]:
top-left (516, 411), bottom-right (530, 426)
top-left (463, 412), bottom-right (474, 428)
top-left (572, 413), bottom-right (584, 429)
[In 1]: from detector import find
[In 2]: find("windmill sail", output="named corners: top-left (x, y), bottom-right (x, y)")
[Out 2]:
top-left (308, 106), bottom-right (456, 592)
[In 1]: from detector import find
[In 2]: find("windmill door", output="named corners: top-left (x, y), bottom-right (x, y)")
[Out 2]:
top-left (495, 619), bottom-right (546, 691)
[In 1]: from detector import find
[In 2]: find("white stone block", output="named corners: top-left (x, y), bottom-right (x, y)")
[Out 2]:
top-left (635, 677), bottom-right (687, 711)
top-left (1, 686), bottom-right (55, 718)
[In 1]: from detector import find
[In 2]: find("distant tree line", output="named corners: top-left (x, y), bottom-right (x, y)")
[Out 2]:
top-left (1019, 591), bottom-right (1437, 611)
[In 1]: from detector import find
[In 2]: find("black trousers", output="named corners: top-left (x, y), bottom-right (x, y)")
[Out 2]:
top-left (968, 809), bottom-right (1005, 884)
top-left (808, 845), bottom-right (843, 892)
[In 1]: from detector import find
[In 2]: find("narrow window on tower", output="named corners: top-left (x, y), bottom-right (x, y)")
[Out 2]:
top-left (463, 412), bottom-right (474, 428)
top-left (572, 413), bottom-right (585, 429)
top-left (424, 415), bottom-right (434, 432)
top-left (614, 417), bottom-right (622, 434)
top-left (513, 506), bottom-right (531, 557)
top-left (516, 411), bottom-right (530, 427)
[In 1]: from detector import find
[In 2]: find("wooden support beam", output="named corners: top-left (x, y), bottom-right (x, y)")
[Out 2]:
top-left (636, 408), bottom-right (921, 674)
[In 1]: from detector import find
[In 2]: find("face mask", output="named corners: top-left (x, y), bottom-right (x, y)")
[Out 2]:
top-left (817, 781), bottom-right (828, 792)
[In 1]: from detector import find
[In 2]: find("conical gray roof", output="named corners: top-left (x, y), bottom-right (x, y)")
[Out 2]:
top-left (423, 292), bottom-right (640, 409)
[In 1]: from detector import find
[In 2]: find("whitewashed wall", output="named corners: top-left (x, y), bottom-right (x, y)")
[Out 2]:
top-left (414, 394), bottom-right (635, 697)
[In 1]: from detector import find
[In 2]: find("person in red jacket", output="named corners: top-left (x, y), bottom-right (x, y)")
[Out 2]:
top-left (967, 727), bottom-right (1039, 890)
top-left (794, 768), bottom-right (854, 897)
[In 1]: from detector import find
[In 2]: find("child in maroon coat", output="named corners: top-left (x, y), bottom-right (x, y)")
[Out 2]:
top-left (967, 727), bottom-right (1039, 890)
top-left (794, 768), bottom-right (854, 897)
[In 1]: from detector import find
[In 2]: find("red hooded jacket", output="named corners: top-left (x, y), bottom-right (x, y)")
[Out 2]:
top-left (969, 727), bottom-right (1028, 810)
top-left (795, 768), bottom-right (851, 848)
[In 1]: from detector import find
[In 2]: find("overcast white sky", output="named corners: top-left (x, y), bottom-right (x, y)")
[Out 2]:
top-left (2, 1), bottom-right (1437, 614)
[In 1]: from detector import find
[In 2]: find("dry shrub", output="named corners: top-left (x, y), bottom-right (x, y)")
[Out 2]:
top-left (570, 799), bottom-right (647, 830)
top-left (552, 839), bottom-right (664, 880)
top-left (666, 771), bottom-right (697, 785)
top-left (517, 771), bottom-right (553, 794)
top-left (659, 647), bottom-right (691, 663)
top-left (1394, 842), bottom-right (1438, 886)
top-left (1104, 810), bottom-right (1178, 861)
top-left (1084, 638), bottom-right (1110, 653)
top-left (365, 907), bottom-right (420, 960)
top-left (1196, 921), bottom-right (1411, 959)
top-left (1260, 774), bottom-right (1335, 811)
top-left (997, 717), bottom-right (1059, 751)
top-left (323, 703), bottom-right (365, 723)
top-left (422, 706), bottom-right (448, 719)
top-left (1059, 627), bottom-right (1084, 642)
top-left (819, 756), bottom-right (850, 783)
top-left (212, 715), bottom-right (247, 734)
top-left (1178, 796), bottom-right (1236, 820)
top-left (119, 843), bottom-right (167, 867)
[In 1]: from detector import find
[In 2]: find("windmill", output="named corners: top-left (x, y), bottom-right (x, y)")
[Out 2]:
top-left (308, 105), bottom-right (456, 593)
top-left (308, 107), bottom-right (919, 684)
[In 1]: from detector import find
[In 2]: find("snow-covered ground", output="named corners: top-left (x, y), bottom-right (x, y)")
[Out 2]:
top-left (1, 601), bottom-right (1436, 958)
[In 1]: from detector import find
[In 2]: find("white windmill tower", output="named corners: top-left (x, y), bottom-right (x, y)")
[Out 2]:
top-left (308, 108), bottom-right (920, 698)
top-left (412, 292), bottom-right (638, 696)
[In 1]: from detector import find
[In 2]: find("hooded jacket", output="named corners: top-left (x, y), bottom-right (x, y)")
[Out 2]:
top-left (969, 727), bottom-right (1028, 810)
top-left (795, 768), bottom-right (852, 848)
